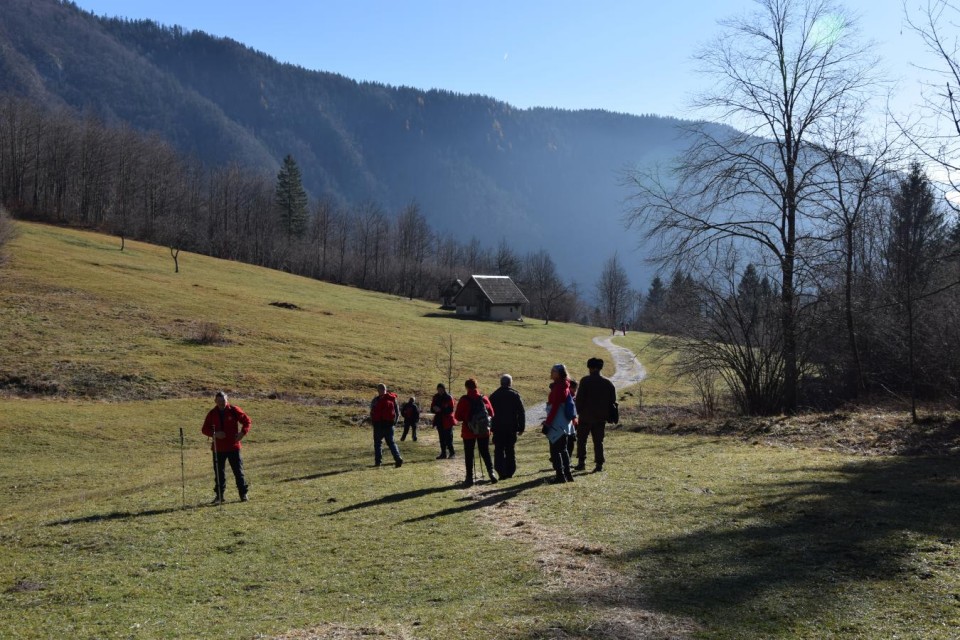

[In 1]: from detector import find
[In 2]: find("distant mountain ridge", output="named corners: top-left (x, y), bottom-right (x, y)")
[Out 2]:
top-left (0, 0), bottom-right (698, 285)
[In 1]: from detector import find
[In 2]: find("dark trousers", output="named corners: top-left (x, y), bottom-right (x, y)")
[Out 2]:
top-left (550, 436), bottom-right (572, 479)
top-left (212, 450), bottom-right (248, 498)
top-left (436, 426), bottom-right (455, 456)
top-left (400, 421), bottom-right (418, 441)
top-left (463, 437), bottom-right (494, 480)
top-left (576, 421), bottom-right (606, 465)
top-left (373, 422), bottom-right (402, 465)
top-left (492, 429), bottom-right (517, 479)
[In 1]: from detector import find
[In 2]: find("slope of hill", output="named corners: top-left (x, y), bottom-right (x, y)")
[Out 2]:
top-left (0, 221), bottom-right (606, 403)
top-left (0, 0), bottom-right (700, 285)
top-left (3, 223), bottom-right (959, 640)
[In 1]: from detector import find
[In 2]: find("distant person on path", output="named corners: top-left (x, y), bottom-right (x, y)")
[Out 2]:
top-left (431, 383), bottom-right (457, 459)
top-left (201, 391), bottom-right (252, 504)
top-left (400, 396), bottom-right (421, 441)
top-left (574, 357), bottom-right (618, 472)
top-left (541, 364), bottom-right (575, 483)
top-left (370, 383), bottom-right (403, 468)
top-left (621, 322), bottom-right (627, 336)
top-left (454, 378), bottom-right (497, 487)
top-left (489, 374), bottom-right (526, 480)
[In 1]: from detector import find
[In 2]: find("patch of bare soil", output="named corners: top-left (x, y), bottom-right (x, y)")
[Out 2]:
top-left (273, 624), bottom-right (404, 639)
top-left (621, 404), bottom-right (960, 457)
top-left (439, 465), bottom-right (698, 640)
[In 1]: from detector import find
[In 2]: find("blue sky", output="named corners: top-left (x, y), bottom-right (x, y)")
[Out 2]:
top-left (73, 1), bottom-right (933, 123)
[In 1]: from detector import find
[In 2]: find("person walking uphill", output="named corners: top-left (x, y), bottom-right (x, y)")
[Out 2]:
top-left (431, 383), bottom-right (456, 459)
top-left (201, 391), bottom-right (252, 504)
top-left (370, 384), bottom-right (403, 468)
top-left (400, 397), bottom-right (420, 442)
top-left (574, 357), bottom-right (618, 472)
top-left (489, 374), bottom-right (525, 480)
top-left (454, 378), bottom-right (497, 487)
top-left (541, 364), bottom-right (575, 484)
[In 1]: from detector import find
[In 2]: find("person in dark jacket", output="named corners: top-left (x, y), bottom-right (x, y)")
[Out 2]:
top-left (489, 374), bottom-right (526, 480)
top-left (400, 396), bottom-right (420, 441)
top-left (370, 383), bottom-right (403, 468)
top-left (574, 358), bottom-right (618, 472)
top-left (201, 391), bottom-right (252, 504)
top-left (431, 383), bottom-right (457, 459)
top-left (454, 378), bottom-right (497, 487)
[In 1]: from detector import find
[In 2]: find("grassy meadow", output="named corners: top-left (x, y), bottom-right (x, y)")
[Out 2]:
top-left (2, 222), bottom-right (960, 639)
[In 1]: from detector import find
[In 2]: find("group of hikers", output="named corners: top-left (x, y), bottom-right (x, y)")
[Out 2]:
top-left (201, 358), bottom-right (618, 502)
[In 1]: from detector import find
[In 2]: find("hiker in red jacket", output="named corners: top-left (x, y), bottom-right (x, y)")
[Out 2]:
top-left (431, 383), bottom-right (457, 459)
top-left (370, 383), bottom-right (403, 468)
top-left (201, 391), bottom-right (252, 504)
top-left (454, 378), bottom-right (497, 487)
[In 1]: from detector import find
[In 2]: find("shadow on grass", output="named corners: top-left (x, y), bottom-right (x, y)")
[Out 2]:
top-left (47, 502), bottom-right (208, 526)
top-left (571, 455), bottom-right (960, 635)
top-left (320, 484), bottom-right (460, 517)
top-left (404, 477), bottom-right (546, 523)
top-left (280, 468), bottom-right (355, 483)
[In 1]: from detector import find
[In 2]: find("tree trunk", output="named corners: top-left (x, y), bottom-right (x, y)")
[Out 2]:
top-left (844, 224), bottom-right (865, 394)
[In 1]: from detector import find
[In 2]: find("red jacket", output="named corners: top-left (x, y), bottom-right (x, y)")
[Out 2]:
top-left (202, 404), bottom-right (252, 453)
top-left (370, 392), bottom-right (399, 424)
top-left (431, 391), bottom-right (457, 429)
top-left (544, 379), bottom-right (571, 427)
top-left (454, 389), bottom-right (495, 440)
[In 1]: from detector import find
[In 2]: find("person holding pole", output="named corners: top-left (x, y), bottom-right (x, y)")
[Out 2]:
top-left (201, 391), bottom-right (252, 504)
top-left (454, 378), bottom-right (496, 487)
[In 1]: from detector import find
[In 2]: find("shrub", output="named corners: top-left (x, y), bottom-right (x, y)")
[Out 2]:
top-left (188, 322), bottom-right (224, 345)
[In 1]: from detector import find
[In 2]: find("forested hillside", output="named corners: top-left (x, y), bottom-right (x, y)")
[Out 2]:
top-left (0, 0), bottom-right (697, 284)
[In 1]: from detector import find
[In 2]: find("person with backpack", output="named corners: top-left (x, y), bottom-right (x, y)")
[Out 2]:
top-left (431, 383), bottom-right (456, 459)
top-left (400, 396), bottom-right (421, 441)
top-left (489, 373), bottom-right (526, 480)
top-left (453, 378), bottom-right (497, 487)
top-left (201, 391), bottom-right (252, 504)
top-left (370, 383), bottom-right (403, 468)
top-left (541, 364), bottom-right (575, 484)
top-left (574, 357), bottom-right (618, 472)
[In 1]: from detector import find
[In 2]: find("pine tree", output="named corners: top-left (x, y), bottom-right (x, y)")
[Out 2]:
top-left (275, 154), bottom-right (308, 237)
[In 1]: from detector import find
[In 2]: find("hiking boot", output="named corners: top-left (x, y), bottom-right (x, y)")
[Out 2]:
top-left (573, 462), bottom-right (586, 471)
top-left (240, 494), bottom-right (249, 502)
top-left (593, 463), bottom-right (603, 473)
top-left (487, 472), bottom-right (498, 484)
top-left (462, 478), bottom-right (474, 488)
top-left (564, 473), bottom-right (575, 483)
top-left (548, 475), bottom-right (567, 484)
top-left (436, 453), bottom-right (448, 459)
top-left (448, 451), bottom-right (456, 458)
top-left (210, 496), bottom-right (223, 505)
top-left (395, 458), bottom-right (404, 468)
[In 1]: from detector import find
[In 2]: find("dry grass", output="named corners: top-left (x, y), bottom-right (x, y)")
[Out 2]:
top-left (622, 404), bottom-right (960, 457)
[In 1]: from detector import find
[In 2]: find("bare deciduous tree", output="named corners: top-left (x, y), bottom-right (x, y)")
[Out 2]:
top-left (595, 253), bottom-right (634, 330)
top-left (626, 0), bottom-right (877, 413)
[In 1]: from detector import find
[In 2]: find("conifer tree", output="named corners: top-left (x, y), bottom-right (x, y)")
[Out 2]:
top-left (275, 154), bottom-right (308, 236)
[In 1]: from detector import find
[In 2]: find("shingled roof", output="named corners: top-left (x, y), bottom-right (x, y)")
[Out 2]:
top-left (457, 275), bottom-right (529, 305)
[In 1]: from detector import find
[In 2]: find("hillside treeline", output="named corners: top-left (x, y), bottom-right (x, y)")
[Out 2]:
top-left (633, 202), bottom-right (960, 413)
top-left (0, 95), bottom-right (582, 321)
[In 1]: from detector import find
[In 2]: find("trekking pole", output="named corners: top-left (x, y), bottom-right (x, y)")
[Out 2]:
top-left (179, 428), bottom-right (186, 509)
top-left (211, 438), bottom-right (223, 510)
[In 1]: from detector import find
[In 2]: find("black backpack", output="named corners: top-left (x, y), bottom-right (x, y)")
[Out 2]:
top-left (467, 396), bottom-right (491, 436)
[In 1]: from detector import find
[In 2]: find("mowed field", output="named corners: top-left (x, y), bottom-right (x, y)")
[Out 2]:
top-left (2, 222), bottom-right (960, 639)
